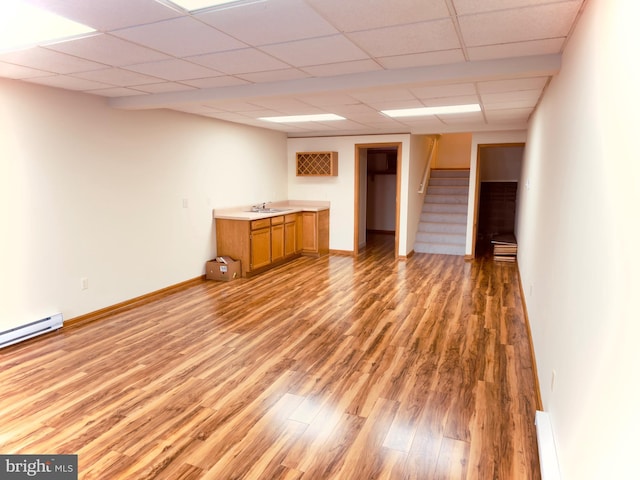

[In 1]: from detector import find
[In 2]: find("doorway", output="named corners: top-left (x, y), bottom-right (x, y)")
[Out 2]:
top-left (473, 144), bottom-right (524, 257)
top-left (354, 143), bottom-right (401, 256)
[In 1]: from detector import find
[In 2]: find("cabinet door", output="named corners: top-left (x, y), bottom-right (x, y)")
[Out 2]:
top-left (271, 223), bottom-right (284, 262)
top-left (251, 227), bottom-right (271, 270)
top-left (301, 211), bottom-right (318, 253)
top-left (284, 220), bottom-right (296, 256)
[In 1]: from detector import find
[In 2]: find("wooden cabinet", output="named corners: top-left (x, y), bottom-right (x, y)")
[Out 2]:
top-left (271, 216), bottom-right (285, 263)
top-left (284, 213), bottom-right (297, 257)
top-left (216, 209), bottom-right (328, 277)
top-left (301, 210), bottom-right (329, 256)
top-left (251, 219), bottom-right (271, 270)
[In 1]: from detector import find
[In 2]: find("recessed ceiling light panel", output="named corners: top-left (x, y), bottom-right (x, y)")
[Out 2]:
top-left (259, 114), bottom-right (346, 123)
top-left (381, 104), bottom-right (481, 118)
top-left (166, 0), bottom-right (264, 12)
top-left (0, 2), bottom-right (95, 53)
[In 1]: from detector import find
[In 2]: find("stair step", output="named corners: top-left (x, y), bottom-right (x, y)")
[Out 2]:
top-left (420, 212), bottom-right (467, 224)
top-left (427, 185), bottom-right (469, 196)
top-left (422, 203), bottom-right (468, 214)
top-left (416, 169), bottom-right (470, 257)
top-left (429, 177), bottom-right (470, 187)
top-left (425, 194), bottom-right (468, 204)
top-left (414, 242), bottom-right (466, 255)
top-left (416, 232), bottom-right (466, 245)
top-left (418, 222), bottom-right (466, 234)
top-left (429, 169), bottom-right (470, 179)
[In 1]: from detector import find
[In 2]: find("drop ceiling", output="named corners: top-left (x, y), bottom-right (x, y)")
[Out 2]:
top-left (0, 0), bottom-right (585, 137)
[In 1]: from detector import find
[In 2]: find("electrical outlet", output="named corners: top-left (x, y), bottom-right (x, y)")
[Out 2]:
top-left (182, 198), bottom-right (188, 208)
top-left (551, 369), bottom-right (556, 392)
top-left (81, 277), bottom-right (88, 290)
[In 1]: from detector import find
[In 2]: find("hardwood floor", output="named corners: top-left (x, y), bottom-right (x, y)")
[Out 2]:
top-left (0, 235), bottom-right (541, 479)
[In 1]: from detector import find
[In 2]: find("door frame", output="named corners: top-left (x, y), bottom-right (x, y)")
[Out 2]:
top-left (471, 142), bottom-right (525, 257)
top-left (354, 142), bottom-right (402, 256)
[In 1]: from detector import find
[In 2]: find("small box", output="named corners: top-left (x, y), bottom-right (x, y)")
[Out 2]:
top-left (206, 258), bottom-right (241, 281)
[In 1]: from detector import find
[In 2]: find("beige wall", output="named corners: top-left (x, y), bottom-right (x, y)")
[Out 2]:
top-left (516, 0), bottom-right (640, 478)
top-left (0, 79), bottom-right (287, 331)
top-left (287, 134), bottom-right (412, 254)
top-left (433, 133), bottom-right (472, 168)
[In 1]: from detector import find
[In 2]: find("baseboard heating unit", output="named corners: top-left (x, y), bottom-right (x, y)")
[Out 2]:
top-left (0, 313), bottom-right (63, 349)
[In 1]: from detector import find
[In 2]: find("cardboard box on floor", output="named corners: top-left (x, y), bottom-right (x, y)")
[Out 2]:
top-left (206, 258), bottom-right (241, 281)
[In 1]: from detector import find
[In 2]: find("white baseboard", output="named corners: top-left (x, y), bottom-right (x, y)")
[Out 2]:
top-left (536, 410), bottom-right (562, 480)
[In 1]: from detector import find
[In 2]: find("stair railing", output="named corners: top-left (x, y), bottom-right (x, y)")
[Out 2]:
top-left (418, 135), bottom-right (440, 194)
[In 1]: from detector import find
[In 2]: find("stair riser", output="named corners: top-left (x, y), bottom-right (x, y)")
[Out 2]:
top-left (427, 186), bottom-right (470, 196)
top-left (425, 195), bottom-right (468, 204)
top-left (429, 178), bottom-right (470, 186)
top-left (414, 242), bottom-right (466, 255)
top-left (416, 232), bottom-right (466, 245)
top-left (430, 170), bottom-right (470, 179)
top-left (419, 223), bottom-right (466, 234)
top-left (422, 203), bottom-right (467, 214)
top-left (420, 212), bottom-right (467, 224)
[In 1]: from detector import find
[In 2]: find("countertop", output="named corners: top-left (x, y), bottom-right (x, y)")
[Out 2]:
top-left (213, 200), bottom-right (329, 221)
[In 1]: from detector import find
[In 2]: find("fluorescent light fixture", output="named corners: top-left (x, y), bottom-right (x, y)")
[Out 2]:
top-left (167, 0), bottom-right (260, 12)
top-left (381, 104), bottom-right (481, 118)
top-left (259, 114), bottom-right (346, 123)
top-left (0, 2), bottom-right (95, 52)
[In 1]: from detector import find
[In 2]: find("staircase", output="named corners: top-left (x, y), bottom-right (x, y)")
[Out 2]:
top-left (414, 169), bottom-right (470, 255)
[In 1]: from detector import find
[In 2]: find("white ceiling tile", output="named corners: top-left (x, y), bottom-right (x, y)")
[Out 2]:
top-left (132, 82), bottom-right (197, 94)
top-left (0, 0), bottom-right (586, 135)
top-left (437, 111), bottom-right (485, 123)
top-left (477, 77), bottom-right (548, 94)
top-left (236, 69), bottom-right (310, 83)
top-left (295, 93), bottom-right (363, 108)
top-left (181, 76), bottom-right (250, 88)
top-left (459, 2), bottom-right (582, 46)
top-left (89, 87), bottom-right (145, 97)
top-left (423, 95), bottom-right (480, 106)
top-left (111, 17), bottom-right (246, 57)
top-left (25, 75), bottom-right (111, 91)
top-left (260, 35), bottom-right (369, 67)
top-left (207, 101), bottom-right (264, 112)
top-left (249, 97), bottom-right (322, 112)
top-left (125, 59), bottom-right (220, 81)
top-left (306, 0), bottom-right (450, 32)
top-left (328, 104), bottom-right (379, 116)
top-left (0, 62), bottom-right (51, 79)
top-left (73, 68), bottom-right (162, 86)
top-left (0, 47), bottom-right (107, 74)
top-left (452, 0), bottom-right (579, 15)
top-left (301, 60), bottom-right (383, 77)
top-left (24, 0), bottom-right (184, 30)
top-left (392, 116), bottom-right (446, 128)
top-left (467, 38), bottom-right (565, 60)
top-left (484, 107), bottom-right (532, 120)
top-left (46, 34), bottom-right (171, 66)
top-left (348, 19), bottom-right (459, 57)
top-left (187, 49), bottom-right (290, 74)
top-left (410, 83), bottom-right (477, 99)
top-left (481, 90), bottom-right (541, 106)
top-left (378, 50), bottom-right (465, 69)
top-left (349, 88), bottom-right (417, 104)
top-left (172, 104), bottom-right (224, 115)
top-left (196, 0), bottom-right (338, 45)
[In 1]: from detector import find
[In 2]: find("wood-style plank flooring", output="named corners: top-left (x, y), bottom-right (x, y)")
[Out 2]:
top-left (0, 234), bottom-right (541, 479)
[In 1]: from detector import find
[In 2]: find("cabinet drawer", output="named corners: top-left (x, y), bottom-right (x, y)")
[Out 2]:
top-left (284, 213), bottom-right (297, 223)
top-left (271, 215), bottom-right (284, 225)
top-left (251, 218), bottom-right (271, 230)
